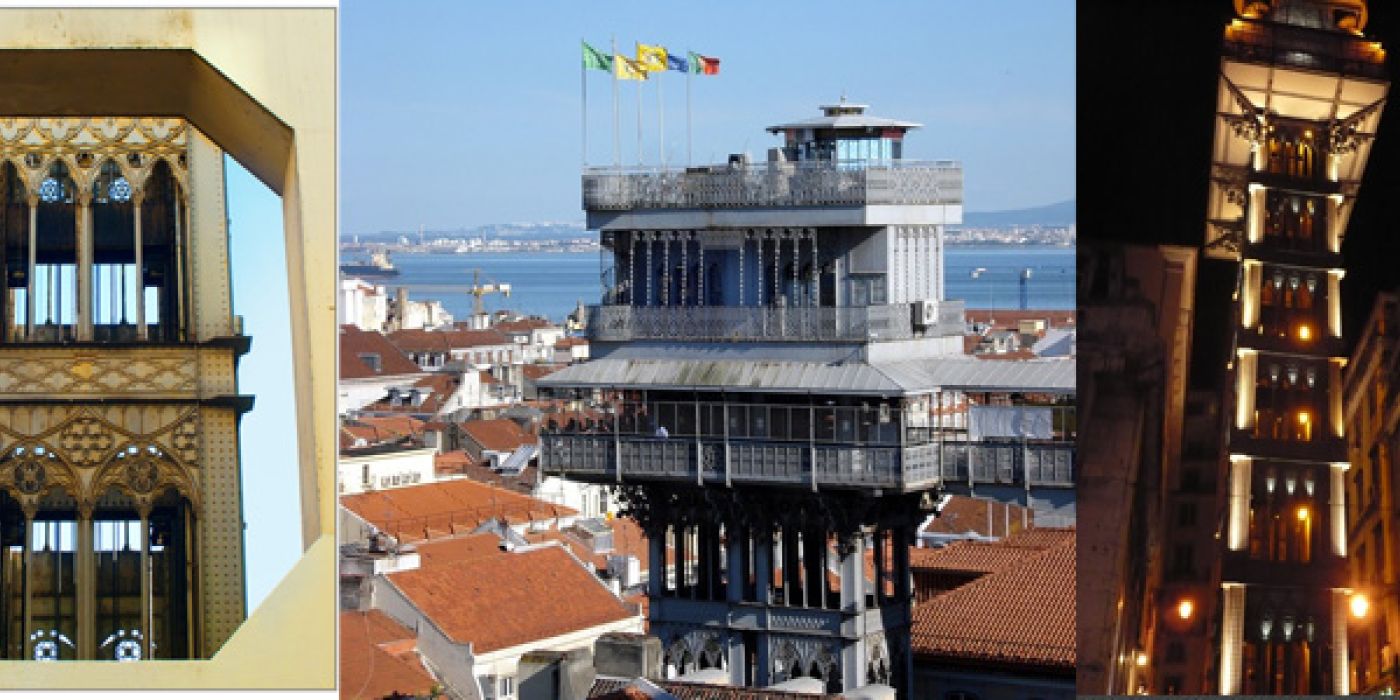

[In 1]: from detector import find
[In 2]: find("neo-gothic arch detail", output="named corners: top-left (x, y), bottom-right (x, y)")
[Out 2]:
top-left (0, 407), bottom-right (201, 496)
top-left (92, 443), bottom-right (200, 511)
top-left (0, 117), bottom-right (190, 202)
top-left (0, 442), bottom-right (82, 509)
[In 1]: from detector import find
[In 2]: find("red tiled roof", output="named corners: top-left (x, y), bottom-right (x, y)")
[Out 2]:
top-left (352, 415), bottom-right (428, 440)
top-left (911, 528), bottom-right (1075, 670)
top-left (339, 610), bottom-right (437, 700)
top-left (413, 532), bottom-right (505, 567)
top-left (555, 337), bottom-right (589, 348)
top-left (363, 373), bottom-right (461, 414)
top-left (922, 496), bottom-right (1033, 538)
top-left (386, 545), bottom-right (635, 654)
top-left (521, 363), bottom-right (565, 381)
top-left (340, 325), bottom-right (423, 380)
top-left (495, 318), bottom-right (555, 334)
top-left (975, 349), bottom-right (1041, 361)
top-left (340, 479), bottom-right (575, 543)
top-left (340, 416), bottom-right (429, 453)
top-left (454, 462), bottom-right (539, 495)
top-left (433, 450), bottom-right (475, 475)
top-left (965, 309), bottom-right (1075, 331)
top-left (387, 328), bottom-right (511, 353)
top-left (461, 418), bottom-right (537, 453)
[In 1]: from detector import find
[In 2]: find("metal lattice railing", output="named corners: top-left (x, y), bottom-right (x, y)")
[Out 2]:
top-left (583, 160), bottom-right (963, 211)
top-left (539, 433), bottom-right (1075, 490)
top-left (585, 301), bottom-right (964, 343)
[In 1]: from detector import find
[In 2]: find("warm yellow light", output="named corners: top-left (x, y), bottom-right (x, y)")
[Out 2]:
top-left (1352, 593), bottom-right (1370, 619)
top-left (1135, 651), bottom-right (1149, 667)
top-left (1297, 506), bottom-right (1310, 521)
top-left (1304, 129), bottom-right (1314, 139)
top-left (1298, 324), bottom-right (1312, 341)
top-left (1298, 411), bottom-right (1311, 425)
top-left (1178, 599), bottom-right (1195, 620)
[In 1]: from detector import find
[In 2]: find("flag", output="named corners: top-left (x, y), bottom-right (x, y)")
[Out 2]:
top-left (688, 51), bottom-right (719, 75)
top-left (582, 41), bottom-right (612, 71)
top-left (614, 54), bottom-right (647, 80)
top-left (666, 53), bottom-right (688, 72)
top-left (636, 43), bottom-right (668, 73)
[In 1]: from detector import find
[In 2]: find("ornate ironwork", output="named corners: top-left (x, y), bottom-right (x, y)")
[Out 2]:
top-left (1221, 76), bottom-right (1268, 145)
top-left (585, 301), bottom-right (965, 343)
top-left (582, 160), bottom-right (962, 211)
top-left (1212, 164), bottom-right (1251, 208)
top-left (1207, 219), bottom-right (1246, 256)
top-left (1329, 98), bottom-right (1386, 155)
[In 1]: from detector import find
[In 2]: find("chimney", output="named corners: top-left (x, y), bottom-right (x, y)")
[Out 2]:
top-left (593, 633), bottom-right (663, 680)
top-left (395, 286), bottom-right (409, 330)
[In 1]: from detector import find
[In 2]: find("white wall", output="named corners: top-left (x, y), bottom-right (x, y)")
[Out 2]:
top-left (532, 476), bottom-right (611, 519)
top-left (339, 375), bottom-right (423, 415)
top-left (338, 447), bottom-right (438, 495)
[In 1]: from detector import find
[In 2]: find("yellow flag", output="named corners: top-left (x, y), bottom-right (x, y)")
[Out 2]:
top-left (614, 54), bottom-right (647, 80)
top-left (636, 43), bottom-right (667, 73)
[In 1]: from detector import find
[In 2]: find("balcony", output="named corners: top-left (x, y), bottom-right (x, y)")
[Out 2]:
top-left (582, 160), bottom-right (963, 211)
top-left (539, 433), bottom-right (1074, 493)
top-left (585, 302), bottom-right (964, 343)
top-left (1224, 18), bottom-right (1387, 79)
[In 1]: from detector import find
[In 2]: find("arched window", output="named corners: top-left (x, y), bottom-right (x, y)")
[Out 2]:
top-left (91, 159), bottom-right (138, 340)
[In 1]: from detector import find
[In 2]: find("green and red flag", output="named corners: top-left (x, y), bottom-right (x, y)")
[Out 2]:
top-left (688, 51), bottom-right (719, 75)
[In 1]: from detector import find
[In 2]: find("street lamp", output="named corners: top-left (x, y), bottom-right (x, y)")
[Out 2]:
top-left (1351, 592), bottom-right (1370, 620)
top-left (1177, 598), bottom-right (1195, 621)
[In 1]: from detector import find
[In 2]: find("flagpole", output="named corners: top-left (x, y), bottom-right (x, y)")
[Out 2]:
top-left (612, 36), bottom-right (619, 168)
top-left (658, 66), bottom-right (665, 167)
top-left (636, 56), bottom-right (643, 167)
top-left (686, 52), bottom-right (693, 165)
top-left (581, 38), bottom-right (587, 168)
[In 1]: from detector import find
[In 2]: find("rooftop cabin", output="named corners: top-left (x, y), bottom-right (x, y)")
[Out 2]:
top-left (583, 102), bottom-right (966, 354)
top-left (1226, 0), bottom-right (1385, 79)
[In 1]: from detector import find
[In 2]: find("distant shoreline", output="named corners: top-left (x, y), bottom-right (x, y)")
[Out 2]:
top-left (339, 240), bottom-right (1077, 254)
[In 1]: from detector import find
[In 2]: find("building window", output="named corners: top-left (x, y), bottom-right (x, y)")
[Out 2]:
top-left (358, 353), bottom-right (381, 373)
top-left (1171, 544), bottom-right (1195, 577)
top-left (1177, 502), bottom-right (1198, 527)
top-left (499, 675), bottom-right (514, 698)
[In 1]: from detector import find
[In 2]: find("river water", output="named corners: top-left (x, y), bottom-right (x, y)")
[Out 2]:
top-left (361, 245), bottom-right (1074, 321)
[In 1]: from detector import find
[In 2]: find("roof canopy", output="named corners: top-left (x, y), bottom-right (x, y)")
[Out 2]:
top-left (767, 100), bottom-right (922, 134)
top-left (538, 357), bottom-right (1075, 396)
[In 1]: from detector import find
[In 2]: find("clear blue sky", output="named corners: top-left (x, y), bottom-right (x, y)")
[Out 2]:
top-left (226, 156), bottom-right (301, 613)
top-left (342, 0), bottom-right (1075, 234)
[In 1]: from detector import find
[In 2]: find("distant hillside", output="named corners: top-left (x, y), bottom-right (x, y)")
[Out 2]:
top-left (964, 199), bottom-right (1075, 228)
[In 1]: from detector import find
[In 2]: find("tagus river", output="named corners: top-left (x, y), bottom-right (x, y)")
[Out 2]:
top-left (369, 245), bottom-right (1075, 321)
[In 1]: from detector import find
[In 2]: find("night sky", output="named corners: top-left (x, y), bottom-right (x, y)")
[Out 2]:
top-left (1080, 0), bottom-right (1400, 352)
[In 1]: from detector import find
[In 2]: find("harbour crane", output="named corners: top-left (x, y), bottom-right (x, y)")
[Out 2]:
top-left (467, 268), bottom-right (511, 329)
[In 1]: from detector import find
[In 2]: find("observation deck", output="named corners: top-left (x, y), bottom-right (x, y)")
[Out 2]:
top-left (584, 300), bottom-right (965, 344)
top-left (540, 431), bottom-right (1075, 494)
top-left (582, 160), bottom-right (962, 212)
top-left (1224, 16), bottom-right (1386, 79)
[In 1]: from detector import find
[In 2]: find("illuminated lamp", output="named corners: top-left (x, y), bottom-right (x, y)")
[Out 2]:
top-left (1177, 599), bottom-right (1195, 620)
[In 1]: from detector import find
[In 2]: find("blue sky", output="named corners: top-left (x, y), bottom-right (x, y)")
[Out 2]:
top-left (225, 156), bottom-right (300, 613)
top-left (341, 0), bottom-right (1075, 233)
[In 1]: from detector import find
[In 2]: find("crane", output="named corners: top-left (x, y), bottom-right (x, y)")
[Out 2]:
top-left (467, 268), bottom-right (511, 328)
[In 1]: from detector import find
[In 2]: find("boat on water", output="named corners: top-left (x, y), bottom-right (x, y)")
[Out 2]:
top-left (340, 250), bottom-right (400, 278)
